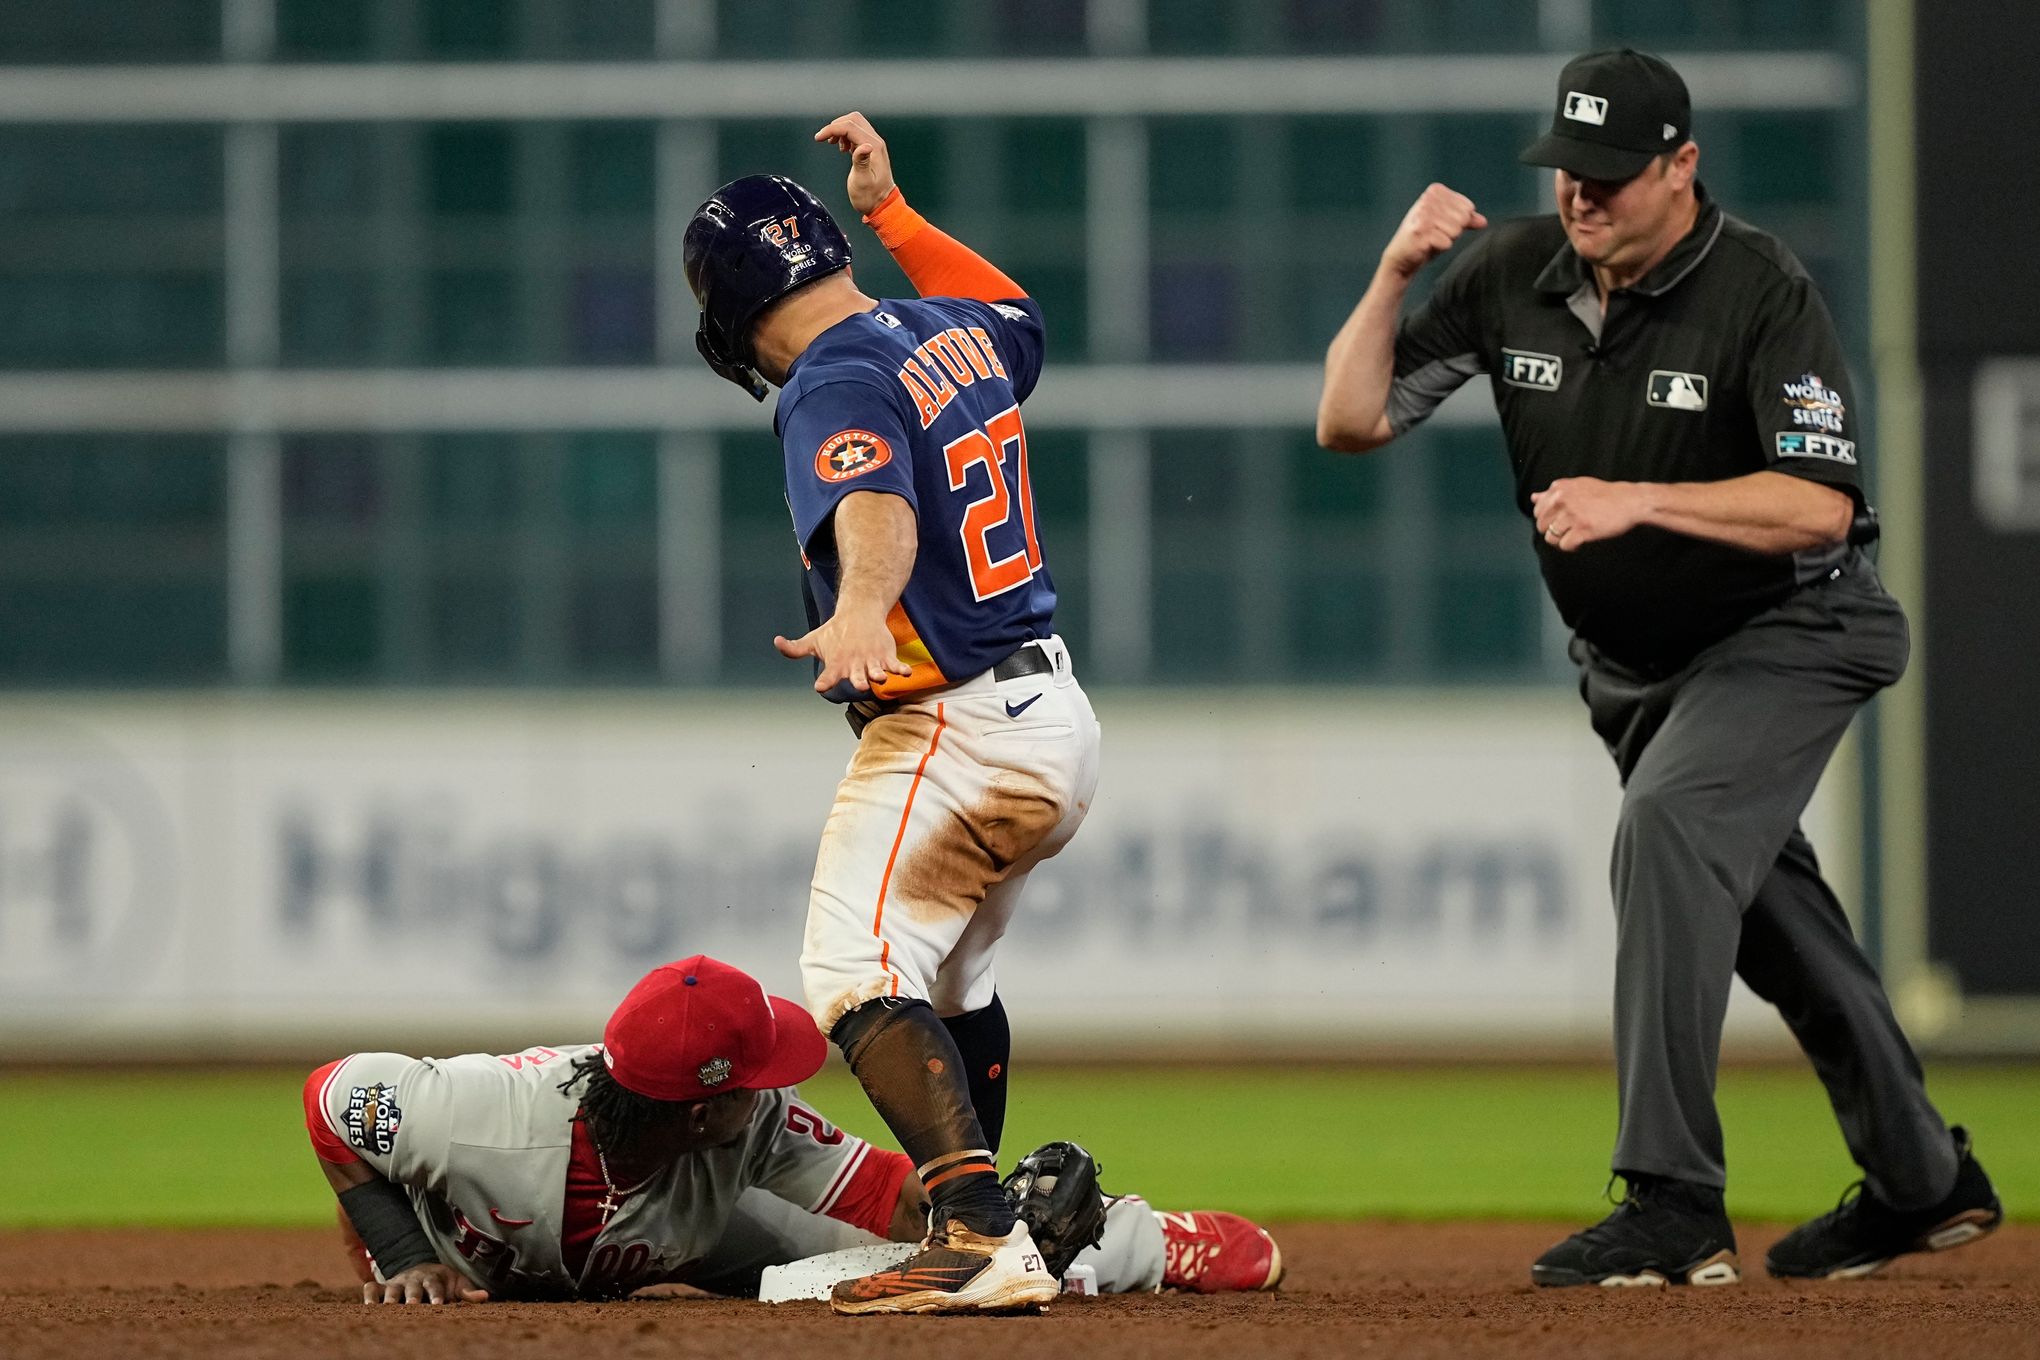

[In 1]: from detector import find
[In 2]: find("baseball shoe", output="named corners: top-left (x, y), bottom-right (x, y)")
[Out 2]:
top-left (830, 1218), bottom-right (1059, 1315)
top-left (1766, 1126), bottom-right (2003, 1280)
top-left (1531, 1174), bottom-right (1741, 1287)
top-left (1155, 1210), bottom-right (1285, 1293)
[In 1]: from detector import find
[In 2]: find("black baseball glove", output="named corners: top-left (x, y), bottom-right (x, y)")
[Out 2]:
top-left (1002, 1140), bottom-right (1110, 1278)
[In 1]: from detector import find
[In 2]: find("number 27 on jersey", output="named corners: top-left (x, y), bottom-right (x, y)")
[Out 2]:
top-left (944, 403), bottom-right (1042, 602)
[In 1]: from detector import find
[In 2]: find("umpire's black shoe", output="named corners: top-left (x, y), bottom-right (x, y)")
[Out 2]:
top-left (1531, 1174), bottom-right (1741, 1287)
top-left (1766, 1126), bottom-right (2003, 1280)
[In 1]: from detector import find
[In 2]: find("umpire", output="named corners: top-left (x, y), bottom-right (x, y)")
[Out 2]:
top-left (1318, 49), bottom-right (2001, 1287)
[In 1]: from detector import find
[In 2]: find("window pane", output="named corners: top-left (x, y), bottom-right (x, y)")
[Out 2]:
top-left (275, 0), bottom-right (375, 59)
top-left (0, 1), bottom-right (218, 63)
top-left (427, 126), bottom-right (516, 217)
top-left (1149, 431), bottom-right (1245, 680)
top-left (1733, 113), bottom-right (1839, 207)
top-left (423, 0), bottom-right (516, 57)
top-left (0, 436), bottom-right (227, 684)
top-left (281, 434), bottom-right (662, 685)
top-left (1027, 430), bottom-right (1090, 660)
top-left (1433, 567), bottom-right (1540, 675)
top-left (1152, 119), bottom-right (1239, 214)
top-left (0, 274), bottom-right (223, 368)
top-left (1434, 115), bottom-right (1547, 221)
top-left (1291, 568), bottom-right (1392, 677)
top-left (0, 128), bottom-right (224, 368)
top-left (1285, 118), bottom-right (1382, 213)
top-left (0, 128), bottom-right (220, 217)
top-left (1429, 429), bottom-right (1517, 519)
top-left (285, 575), bottom-right (382, 678)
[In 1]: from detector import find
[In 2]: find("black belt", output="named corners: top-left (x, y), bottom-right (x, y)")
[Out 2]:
top-left (991, 641), bottom-right (1054, 682)
top-left (846, 642), bottom-right (1053, 738)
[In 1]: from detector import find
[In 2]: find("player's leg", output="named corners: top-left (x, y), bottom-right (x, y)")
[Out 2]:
top-left (801, 701), bottom-right (1060, 1311)
top-left (1078, 1195), bottom-right (1286, 1294)
top-left (926, 669), bottom-right (1100, 1161)
top-left (804, 699), bottom-right (1061, 1228)
top-left (1074, 1195), bottom-right (1166, 1293)
top-left (1736, 831), bottom-right (2000, 1277)
top-left (926, 863), bottom-right (1042, 1160)
top-left (811, 671), bottom-right (1098, 1312)
top-left (704, 1189), bottom-right (1274, 1300)
top-left (924, 868), bottom-right (1024, 1160)
top-left (938, 993), bottom-right (1009, 1158)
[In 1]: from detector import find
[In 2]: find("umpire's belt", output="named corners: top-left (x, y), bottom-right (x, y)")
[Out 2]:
top-left (991, 640), bottom-right (1054, 682)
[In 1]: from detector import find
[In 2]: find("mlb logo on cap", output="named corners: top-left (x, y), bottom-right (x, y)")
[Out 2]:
top-left (1565, 92), bottom-right (1609, 125)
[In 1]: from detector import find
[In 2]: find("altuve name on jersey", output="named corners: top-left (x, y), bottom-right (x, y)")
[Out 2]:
top-left (896, 326), bottom-right (1011, 428)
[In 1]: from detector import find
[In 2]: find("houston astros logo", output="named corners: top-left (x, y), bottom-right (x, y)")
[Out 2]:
top-left (815, 429), bottom-right (894, 482)
top-left (698, 1057), bottom-right (733, 1087)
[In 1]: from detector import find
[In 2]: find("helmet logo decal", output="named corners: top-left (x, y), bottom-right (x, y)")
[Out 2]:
top-left (815, 430), bottom-right (895, 483)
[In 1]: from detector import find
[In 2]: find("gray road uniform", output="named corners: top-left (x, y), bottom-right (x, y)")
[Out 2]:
top-left (311, 1045), bottom-right (1161, 1299)
top-left (1385, 186), bottom-right (1959, 1209)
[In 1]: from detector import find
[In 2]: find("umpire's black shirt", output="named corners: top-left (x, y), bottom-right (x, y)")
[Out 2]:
top-left (1388, 184), bottom-right (1863, 671)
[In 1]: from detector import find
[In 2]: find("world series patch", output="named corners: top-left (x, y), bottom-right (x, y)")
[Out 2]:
top-left (1782, 372), bottom-right (1846, 433)
top-left (344, 1083), bottom-right (402, 1155)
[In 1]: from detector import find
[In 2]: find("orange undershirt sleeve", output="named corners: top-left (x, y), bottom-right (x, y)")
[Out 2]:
top-left (862, 187), bottom-right (1026, 303)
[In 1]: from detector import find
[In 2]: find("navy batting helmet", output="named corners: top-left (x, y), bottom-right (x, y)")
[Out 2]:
top-left (683, 175), bottom-right (853, 401)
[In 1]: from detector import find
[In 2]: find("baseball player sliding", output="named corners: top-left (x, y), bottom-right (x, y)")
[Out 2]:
top-left (680, 113), bottom-right (1101, 1313)
top-left (305, 956), bottom-right (1282, 1303)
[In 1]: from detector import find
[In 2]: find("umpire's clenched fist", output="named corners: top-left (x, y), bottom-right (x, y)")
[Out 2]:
top-left (1381, 183), bottom-right (1488, 279)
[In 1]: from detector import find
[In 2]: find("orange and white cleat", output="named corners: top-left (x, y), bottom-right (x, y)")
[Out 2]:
top-left (1155, 1210), bottom-right (1285, 1293)
top-left (831, 1218), bottom-right (1060, 1315)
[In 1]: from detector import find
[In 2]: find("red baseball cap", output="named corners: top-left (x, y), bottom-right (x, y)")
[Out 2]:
top-left (601, 956), bottom-right (826, 1102)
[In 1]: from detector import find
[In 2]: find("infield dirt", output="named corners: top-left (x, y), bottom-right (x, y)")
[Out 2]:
top-left (8, 1222), bottom-right (2038, 1359)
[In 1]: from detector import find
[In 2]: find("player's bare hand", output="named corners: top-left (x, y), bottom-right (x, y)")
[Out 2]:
top-left (363, 1263), bottom-right (489, 1305)
top-left (774, 609), bottom-right (913, 694)
top-left (1531, 477), bottom-right (1646, 551)
top-left (815, 112), bottom-right (896, 216)
top-left (1381, 183), bottom-right (1487, 279)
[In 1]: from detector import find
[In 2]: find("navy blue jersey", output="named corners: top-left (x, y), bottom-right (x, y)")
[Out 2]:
top-left (775, 295), bottom-right (1054, 700)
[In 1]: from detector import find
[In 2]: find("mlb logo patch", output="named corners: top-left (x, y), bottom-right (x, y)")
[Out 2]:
top-left (1564, 92), bottom-right (1608, 125)
top-left (1502, 348), bottom-right (1562, 392)
top-left (1647, 370), bottom-right (1709, 411)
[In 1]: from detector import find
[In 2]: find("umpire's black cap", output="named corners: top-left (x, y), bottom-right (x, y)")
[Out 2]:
top-left (1519, 48), bottom-right (1691, 182)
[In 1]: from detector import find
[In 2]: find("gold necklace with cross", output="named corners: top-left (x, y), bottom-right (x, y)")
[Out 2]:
top-left (593, 1140), bottom-right (656, 1226)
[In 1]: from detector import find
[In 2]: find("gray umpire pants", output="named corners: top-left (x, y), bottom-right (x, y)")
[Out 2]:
top-left (1573, 553), bottom-right (1958, 1210)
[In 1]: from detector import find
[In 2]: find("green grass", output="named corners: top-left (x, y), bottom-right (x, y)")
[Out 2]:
top-left (4, 1064), bottom-right (2035, 1228)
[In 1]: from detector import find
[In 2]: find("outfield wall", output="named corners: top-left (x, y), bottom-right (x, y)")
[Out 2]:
top-left (0, 692), bottom-right (1846, 1058)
